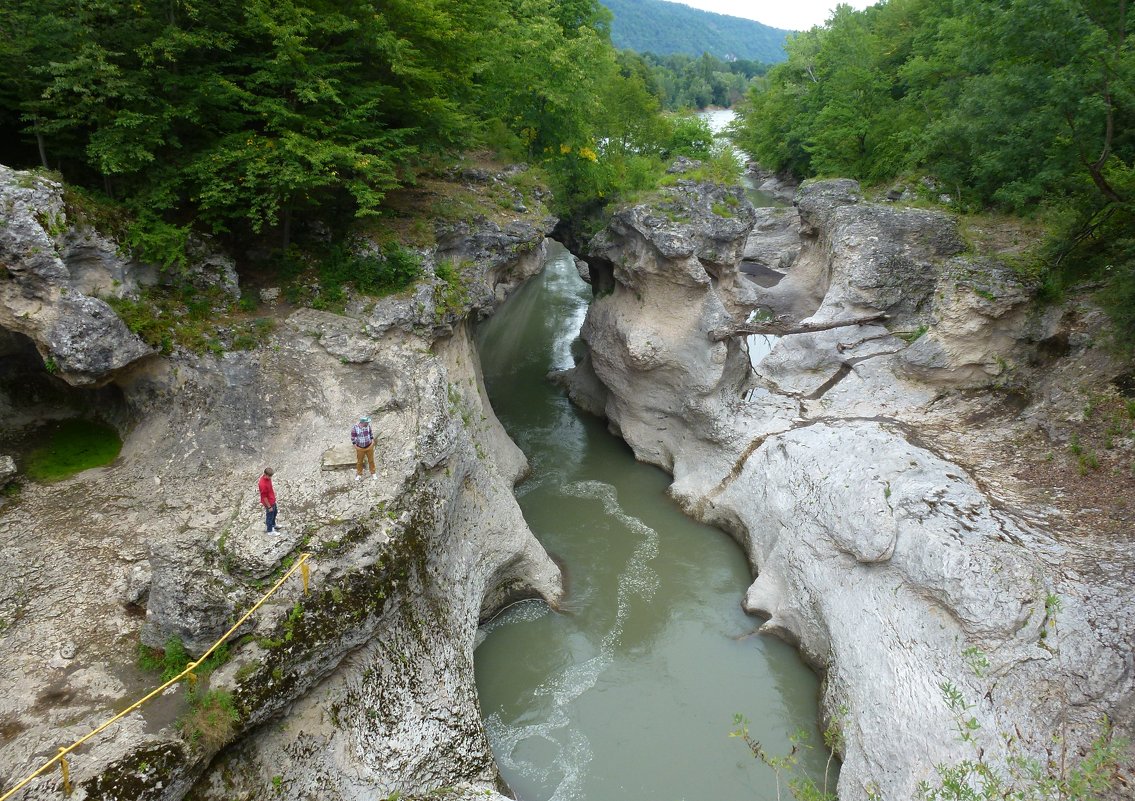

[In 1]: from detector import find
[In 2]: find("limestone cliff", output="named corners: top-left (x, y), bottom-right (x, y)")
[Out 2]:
top-left (0, 165), bottom-right (561, 801)
top-left (563, 177), bottom-right (1135, 799)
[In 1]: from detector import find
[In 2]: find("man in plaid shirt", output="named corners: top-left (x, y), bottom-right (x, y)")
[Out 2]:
top-left (351, 415), bottom-right (377, 481)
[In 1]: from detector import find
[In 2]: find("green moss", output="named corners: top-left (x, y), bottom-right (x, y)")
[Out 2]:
top-left (433, 260), bottom-right (471, 322)
top-left (82, 743), bottom-right (186, 801)
top-left (24, 419), bottom-right (121, 482)
top-left (138, 636), bottom-right (230, 683)
top-left (105, 286), bottom-right (275, 356)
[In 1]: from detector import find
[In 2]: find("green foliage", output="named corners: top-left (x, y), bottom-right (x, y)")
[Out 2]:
top-left (731, 711), bottom-right (842, 801)
top-left (138, 636), bottom-right (231, 684)
top-left (137, 637), bottom-right (191, 682)
top-left (602, 0), bottom-right (791, 63)
top-left (125, 213), bottom-right (191, 274)
top-left (729, 0), bottom-right (1135, 346)
top-left (2, 0), bottom-right (714, 267)
top-left (434, 260), bottom-right (471, 322)
top-left (24, 419), bottom-right (122, 482)
top-left (664, 114), bottom-right (715, 158)
top-left (628, 51), bottom-right (772, 111)
top-left (0, 0), bottom-right (622, 241)
top-left (281, 240), bottom-right (422, 311)
top-left (105, 287), bottom-right (271, 356)
top-left (283, 601), bottom-right (304, 643)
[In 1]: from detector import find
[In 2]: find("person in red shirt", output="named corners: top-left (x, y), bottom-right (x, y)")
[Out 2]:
top-left (258, 467), bottom-right (283, 534)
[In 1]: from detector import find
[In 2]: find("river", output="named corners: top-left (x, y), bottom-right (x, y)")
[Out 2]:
top-left (473, 242), bottom-right (830, 801)
top-left (699, 107), bottom-right (786, 210)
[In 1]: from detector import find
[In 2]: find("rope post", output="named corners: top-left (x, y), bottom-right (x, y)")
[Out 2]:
top-left (58, 748), bottom-right (71, 797)
top-left (301, 558), bottom-right (310, 596)
top-left (184, 661), bottom-right (199, 691)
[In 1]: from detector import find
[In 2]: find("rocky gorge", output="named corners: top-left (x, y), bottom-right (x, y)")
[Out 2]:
top-left (556, 171), bottom-right (1135, 799)
top-left (1, 151), bottom-right (1133, 801)
top-left (0, 164), bottom-right (562, 801)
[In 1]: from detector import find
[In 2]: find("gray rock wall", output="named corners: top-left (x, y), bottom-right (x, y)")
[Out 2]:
top-left (568, 178), bottom-right (1135, 800)
top-left (0, 164), bottom-right (562, 801)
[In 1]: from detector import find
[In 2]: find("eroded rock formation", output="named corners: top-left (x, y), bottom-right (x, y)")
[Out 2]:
top-left (562, 177), bottom-right (1135, 799)
top-left (0, 165), bottom-right (561, 801)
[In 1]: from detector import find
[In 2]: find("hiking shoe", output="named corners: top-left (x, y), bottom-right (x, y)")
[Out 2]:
top-left (371, 473), bottom-right (378, 481)
top-left (354, 474), bottom-right (362, 482)
top-left (273, 529), bottom-right (286, 536)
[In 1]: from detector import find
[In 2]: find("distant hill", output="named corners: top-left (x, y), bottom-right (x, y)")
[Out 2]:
top-left (602, 0), bottom-right (791, 63)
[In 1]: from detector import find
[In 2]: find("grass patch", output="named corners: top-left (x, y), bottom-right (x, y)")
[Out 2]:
top-left (178, 689), bottom-right (239, 751)
top-left (138, 636), bottom-right (230, 683)
top-left (105, 287), bottom-right (276, 355)
top-left (24, 419), bottom-right (121, 482)
top-left (280, 240), bottom-right (422, 311)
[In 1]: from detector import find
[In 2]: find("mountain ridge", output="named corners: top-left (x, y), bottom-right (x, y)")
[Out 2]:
top-left (602, 0), bottom-right (791, 62)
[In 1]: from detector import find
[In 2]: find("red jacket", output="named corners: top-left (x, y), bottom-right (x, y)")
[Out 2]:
top-left (258, 475), bottom-right (276, 507)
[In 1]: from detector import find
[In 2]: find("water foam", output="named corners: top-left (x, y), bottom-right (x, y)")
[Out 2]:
top-left (484, 480), bottom-right (660, 801)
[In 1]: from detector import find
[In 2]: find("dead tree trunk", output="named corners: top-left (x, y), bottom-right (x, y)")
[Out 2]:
top-left (709, 312), bottom-right (888, 342)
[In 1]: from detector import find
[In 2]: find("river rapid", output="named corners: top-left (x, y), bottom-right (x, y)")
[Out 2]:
top-left (473, 242), bottom-right (831, 801)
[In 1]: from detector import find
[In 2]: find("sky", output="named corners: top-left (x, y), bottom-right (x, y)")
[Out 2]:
top-left (665, 0), bottom-right (878, 31)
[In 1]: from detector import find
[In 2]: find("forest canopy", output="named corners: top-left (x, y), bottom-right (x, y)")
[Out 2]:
top-left (0, 0), bottom-right (721, 254)
top-left (730, 0), bottom-right (1134, 344)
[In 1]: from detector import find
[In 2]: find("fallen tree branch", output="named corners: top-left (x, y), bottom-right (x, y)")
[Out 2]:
top-left (709, 312), bottom-right (889, 341)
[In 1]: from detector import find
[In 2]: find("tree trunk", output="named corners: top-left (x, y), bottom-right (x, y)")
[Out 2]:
top-left (709, 312), bottom-right (888, 341)
top-left (36, 130), bottom-right (48, 170)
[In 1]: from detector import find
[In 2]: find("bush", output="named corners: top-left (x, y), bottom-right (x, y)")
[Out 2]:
top-left (283, 240), bottom-right (422, 310)
top-left (125, 212), bottom-right (191, 274)
top-left (664, 114), bottom-right (715, 159)
top-left (138, 636), bottom-right (230, 683)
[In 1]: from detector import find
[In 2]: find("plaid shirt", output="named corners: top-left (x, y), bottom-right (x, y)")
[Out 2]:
top-left (351, 423), bottom-right (374, 448)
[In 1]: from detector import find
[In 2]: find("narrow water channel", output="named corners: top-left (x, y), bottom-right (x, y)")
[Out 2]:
top-left (474, 243), bottom-right (831, 800)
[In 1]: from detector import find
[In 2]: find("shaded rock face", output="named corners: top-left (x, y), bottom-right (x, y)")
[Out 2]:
top-left (568, 178), bottom-right (1135, 800)
top-left (0, 167), bottom-right (241, 388)
top-left (0, 167), bottom-right (561, 801)
top-left (0, 167), bottom-right (151, 386)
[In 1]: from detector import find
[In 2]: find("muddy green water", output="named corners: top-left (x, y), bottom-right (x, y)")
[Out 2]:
top-left (474, 243), bottom-right (830, 801)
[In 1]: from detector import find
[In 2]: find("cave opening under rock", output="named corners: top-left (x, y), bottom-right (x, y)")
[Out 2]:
top-left (0, 327), bottom-right (130, 479)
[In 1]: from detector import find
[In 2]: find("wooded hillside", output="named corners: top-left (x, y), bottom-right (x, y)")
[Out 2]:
top-left (732, 0), bottom-right (1134, 346)
top-left (602, 0), bottom-right (790, 62)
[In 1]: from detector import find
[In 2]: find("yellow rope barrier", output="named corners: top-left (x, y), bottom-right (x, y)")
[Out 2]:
top-left (0, 552), bottom-right (313, 801)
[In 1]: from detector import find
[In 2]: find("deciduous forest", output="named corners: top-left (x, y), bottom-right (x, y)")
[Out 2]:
top-left (731, 0), bottom-right (1134, 344)
top-left (0, 0), bottom-right (716, 260)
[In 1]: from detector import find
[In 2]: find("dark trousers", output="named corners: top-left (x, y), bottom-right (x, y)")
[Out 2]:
top-left (265, 504), bottom-right (278, 532)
